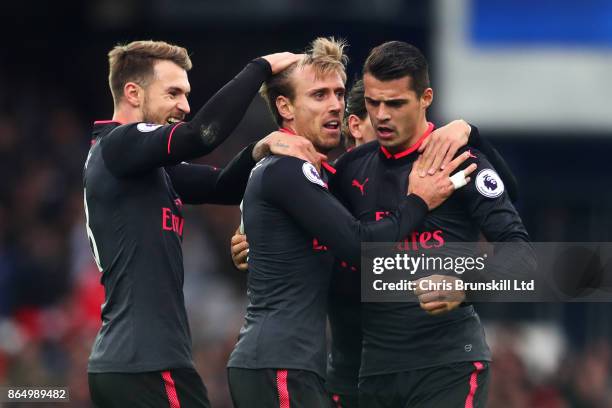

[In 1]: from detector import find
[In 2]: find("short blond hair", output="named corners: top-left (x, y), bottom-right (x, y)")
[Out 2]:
top-left (260, 37), bottom-right (348, 126)
top-left (108, 40), bottom-right (192, 106)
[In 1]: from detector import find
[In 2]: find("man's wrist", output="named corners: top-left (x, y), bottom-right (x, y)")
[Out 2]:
top-left (406, 192), bottom-right (430, 211)
top-left (252, 139), bottom-right (271, 161)
top-left (251, 57), bottom-right (273, 76)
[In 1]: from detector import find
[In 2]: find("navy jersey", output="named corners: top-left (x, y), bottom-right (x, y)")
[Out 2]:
top-left (84, 59), bottom-right (271, 373)
top-left (325, 124), bottom-right (525, 392)
top-left (227, 155), bottom-right (428, 378)
top-left (330, 124), bottom-right (535, 378)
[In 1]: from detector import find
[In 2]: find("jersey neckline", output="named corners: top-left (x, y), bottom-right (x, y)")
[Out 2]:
top-left (379, 122), bottom-right (435, 160)
top-left (93, 120), bottom-right (123, 125)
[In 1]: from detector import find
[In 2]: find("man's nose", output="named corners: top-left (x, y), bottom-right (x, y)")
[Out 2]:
top-left (375, 104), bottom-right (390, 121)
top-left (177, 95), bottom-right (190, 115)
top-left (329, 95), bottom-right (343, 113)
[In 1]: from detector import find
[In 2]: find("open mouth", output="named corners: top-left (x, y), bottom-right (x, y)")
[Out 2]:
top-left (377, 126), bottom-right (394, 137)
top-left (323, 120), bottom-right (340, 131)
top-left (167, 117), bottom-right (182, 125)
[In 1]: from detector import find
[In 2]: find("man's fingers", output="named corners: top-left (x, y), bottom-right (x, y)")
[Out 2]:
top-left (417, 136), bottom-right (430, 153)
top-left (450, 163), bottom-right (477, 187)
top-left (231, 233), bottom-right (246, 246)
top-left (419, 140), bottom-right (439, 177)
top-left (306, 145), bottom-right (325, 167)
top-left (302, 143), bottom-right (315, 158)
top-left (413, 277), bottom-right (427, 296)
top-left (443, 151), bottom-right (470, 176)
top-left (235, 248), bottom-right (249, 262)
top-left (262, 52), bottom-right (305, 74)
top-left (412, 154), bottom-right (425, 177)
top-left (414, 154), bottom-right (423, 166)
top-left (231, 241), bottom-right (249, 257)
top-left (428, 143), bottom-right (450, 175)
top-left (294, 144), bottom-right (322, 167)
top-left (450, 171), bottom-right (467, 190)
top-left (440, 144), bottom-right (460, 171)
top-left (232, 245), bottom-right (249, 270)
top-left (290, 138), bottom-right (325, 168)
top-left (231, 232), bottom-right (246, 243)
top-left (297, 152), bottom-right (312, 164)
top-left (292, 141), bottom-right (312, 163)
top-left (420, 301), bottom-right (448, 312)
top-left (463, 163), bottom-right (477, 177)
top-left (418, 291), bottom-right (445, 304)
top-left (426, 301), bottom-right (462, 315)
top-left (449, 163), bottom-right (477, 190)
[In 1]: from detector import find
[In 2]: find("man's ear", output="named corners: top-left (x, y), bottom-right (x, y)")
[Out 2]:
top-left (348, 114), bottom-right (363, 141)
top-left (276, 95), bottom-right (294, 121)
top-left (421, 87), bottom-right (433, 109)
top-left (124, 82), bottom-right (143, 107)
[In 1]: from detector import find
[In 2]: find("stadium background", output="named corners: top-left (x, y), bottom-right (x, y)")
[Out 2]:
top-left (1, 0), bottom-right (611, 406)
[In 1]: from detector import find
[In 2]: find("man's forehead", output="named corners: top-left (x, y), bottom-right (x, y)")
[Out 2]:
top-left (363, 74), bottom-right (414, 98)
top-left (293, 64), bottom-right (345, 91)
top-left (152, 60), bottom-right (190, 91)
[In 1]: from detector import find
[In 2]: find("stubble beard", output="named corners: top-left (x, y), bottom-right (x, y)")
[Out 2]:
top-left (141, 95), bottom-right (163, 125)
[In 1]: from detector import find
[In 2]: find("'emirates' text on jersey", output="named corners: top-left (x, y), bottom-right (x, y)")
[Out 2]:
top-left (83, 58), bottom-right (271, 373)
top-left (227, 156), bottom-right (428, 378)
top-left (84, 122), bottom-right (256, 372)
top-left (329, 125), bottom-right (533, 378)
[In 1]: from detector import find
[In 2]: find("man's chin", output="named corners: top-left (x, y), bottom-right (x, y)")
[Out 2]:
top-left (142, 116), bottom-right (165, 125)
top-left (377, 137), bottom-right (397, 148)
top-left (314, 138), bottom-right (340, 154)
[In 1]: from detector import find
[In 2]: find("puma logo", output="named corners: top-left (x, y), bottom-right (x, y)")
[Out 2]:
top-left (352, 178), bottom-right (369, 196)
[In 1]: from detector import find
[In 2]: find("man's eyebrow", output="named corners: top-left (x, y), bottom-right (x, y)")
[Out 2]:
top-left (167, 86), bottom-right (189, 94)
top-left (365, 96), bottom-right (407, 103)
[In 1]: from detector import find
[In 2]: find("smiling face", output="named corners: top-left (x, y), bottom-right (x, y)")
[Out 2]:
top-left (140, 60), bottom-right (191, 125)
top-left (279, 64), bottom-right (346, 153)
top-left (363, 73), bottom-right (432, 152)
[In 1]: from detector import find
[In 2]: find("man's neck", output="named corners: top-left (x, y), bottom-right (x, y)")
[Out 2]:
top-left (394, 118), bottom-right (429, 152)
top-left (280, 123), bottom-right (296, 135)
top-left (112, 104), bottom-right (142, 124)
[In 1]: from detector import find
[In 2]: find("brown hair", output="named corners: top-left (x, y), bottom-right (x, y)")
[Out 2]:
top-left (260, 37), bottom-right (348, 126)
top-left (342, 78), bottom-right (367, 149)
top-left (363, 41), bottom-right (429, 96)
top-left (108, 40), bottom-right (192, 106)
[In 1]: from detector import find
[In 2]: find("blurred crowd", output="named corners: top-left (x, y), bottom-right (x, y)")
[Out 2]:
top-left (0, 78), bottom-right (611, 408)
